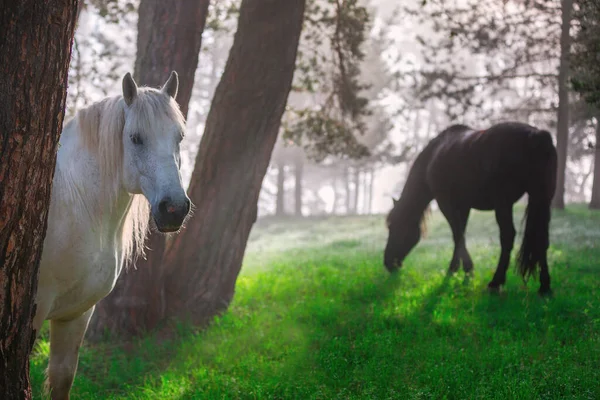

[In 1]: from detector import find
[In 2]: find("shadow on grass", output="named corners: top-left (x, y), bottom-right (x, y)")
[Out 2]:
top-left (32, 247), bottom-right (600, 399)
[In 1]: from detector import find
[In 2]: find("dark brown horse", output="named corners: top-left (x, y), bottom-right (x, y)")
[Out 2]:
top-left (384, 122), bottom-right (557, 295)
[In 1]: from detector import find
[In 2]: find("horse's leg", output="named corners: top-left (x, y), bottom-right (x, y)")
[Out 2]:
top-left (46, 307), bottom-right (94, 400)
top-left (439, 203), bottom-right (470, 274)
top-left (539, 252), bottom-right (552, 296)
top-left (488, 205), bottom-right (515, 292)
top-left (460, 237), bottom-right (474, 275)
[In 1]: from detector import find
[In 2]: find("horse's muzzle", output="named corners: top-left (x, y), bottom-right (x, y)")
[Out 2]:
top-left (153, 196), bottom-right (191, 233)
top-left (384, 255), bottom-right (402, 273)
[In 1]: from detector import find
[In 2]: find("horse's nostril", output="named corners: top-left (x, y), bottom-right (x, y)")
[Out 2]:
top-left (158, 197), bottom-right (172, 214)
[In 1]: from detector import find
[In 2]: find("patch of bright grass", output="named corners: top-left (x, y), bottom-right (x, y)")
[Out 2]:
top-left (31, 205), bottom-right (600, 399)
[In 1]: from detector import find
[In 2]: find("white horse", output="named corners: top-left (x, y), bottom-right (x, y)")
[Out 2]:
top-left (34, 71), bottom-right (191, 400)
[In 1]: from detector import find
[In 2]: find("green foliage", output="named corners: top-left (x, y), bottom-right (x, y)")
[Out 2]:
top-left (403, 0), bottom-right (561, 123)
top-left (31, 207), bottom-right (600, 399)
top-left (284, 0), bottom-right (373, 161)
top-left (571, 0), bottom-right (600, 108)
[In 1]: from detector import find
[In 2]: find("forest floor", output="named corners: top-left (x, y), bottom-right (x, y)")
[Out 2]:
top-left (31, 205), bottom-right (600, 399)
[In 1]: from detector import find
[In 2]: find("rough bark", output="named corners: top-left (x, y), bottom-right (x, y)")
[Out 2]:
top-left (552, 0), bottom-right (573, 209)
top-left (0, 1), bottom-right (78, 397)
top-left (590, 118), bottom-right (600, 209)
top-left (87, 0), bottom-right (210, 340)
top-left (161, 0), bottom-right (306, 324)
top-left (294, 158), bottom-right (304, 217)
top-left (134, 0), bottom-right (209, 116)
top-left (275, 163), bottom-right (286, 216)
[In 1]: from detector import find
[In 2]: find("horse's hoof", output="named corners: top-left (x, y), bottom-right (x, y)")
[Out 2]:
top-left (487, 283), bottom-right (502, 294)
top-left (538, 288), bottom-right (553, 298)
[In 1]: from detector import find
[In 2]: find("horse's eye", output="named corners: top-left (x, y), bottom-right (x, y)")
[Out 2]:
top-left (131, 134), bottom-right (143, 145)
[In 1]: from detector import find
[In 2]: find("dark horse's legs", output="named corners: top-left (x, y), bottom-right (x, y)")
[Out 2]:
top-left (439, 203), bottom-right (473, 274)
top-left (539, 252), bottom-right (551, 295)
top-left (487, 205), bottom-right (516, 291)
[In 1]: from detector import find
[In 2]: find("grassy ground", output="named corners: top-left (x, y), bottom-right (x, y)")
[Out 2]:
top-left (31, 205), bottom-right (600, 399)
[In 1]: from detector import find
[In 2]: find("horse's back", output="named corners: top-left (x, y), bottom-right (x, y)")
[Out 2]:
top-left (425, 121), bottom-right (552, 209)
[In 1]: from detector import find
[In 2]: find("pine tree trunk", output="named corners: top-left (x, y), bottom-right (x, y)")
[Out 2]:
top-left (590, 119), bottom-right (600, 209)
top-left (351, 168), bottom-right (360, 214)
top-left (275, 163), bottom-right (286, 216)
top-left (364, 168), bottom-right (373, 214)
top-left (294, 158), bottom-right (304, 217)
top-left (331, 176), bottom-right (339, 215)
top-left (87, 0), bottom-right (210, 340)
top-left (0, 1), bottom-right (78, 397)
top-left (134, 0), bottom-right (208, 116)
top-left (161, 0), bottom-right (306, 325)
top-left (552, 0), bottom-right (573, 209)
top-left (344, 167), bottom-right (351, 214)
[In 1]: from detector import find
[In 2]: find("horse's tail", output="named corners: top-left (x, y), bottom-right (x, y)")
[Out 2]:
top-left (517, 129), bottom-right (557, 280)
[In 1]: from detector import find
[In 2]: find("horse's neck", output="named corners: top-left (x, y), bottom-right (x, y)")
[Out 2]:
top-left (55, 118), bottom-right (132, 244)
top-left (399, 152), bottom-right (433, 221)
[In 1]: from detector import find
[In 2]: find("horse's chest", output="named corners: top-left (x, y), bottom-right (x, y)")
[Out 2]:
top-left (42, 243), bottom-right (121, 320)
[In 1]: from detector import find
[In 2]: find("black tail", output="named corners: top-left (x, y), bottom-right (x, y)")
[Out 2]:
top-left (517, 130), bottom-right (557, 280)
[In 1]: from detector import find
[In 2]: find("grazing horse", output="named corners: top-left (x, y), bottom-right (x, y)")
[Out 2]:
top-left (384, 122), bottom-right (557, 296)
top-left (34, 71), bottom-right (191, 399)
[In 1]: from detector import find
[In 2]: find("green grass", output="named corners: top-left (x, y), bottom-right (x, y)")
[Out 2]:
top-left (31, 205), bottom-right (600, 399)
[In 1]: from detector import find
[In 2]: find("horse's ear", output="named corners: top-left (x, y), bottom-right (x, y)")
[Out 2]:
top-left (122, 72), bottom-right (138, 106)
top-left (161, 71), bottom-right (179, 99)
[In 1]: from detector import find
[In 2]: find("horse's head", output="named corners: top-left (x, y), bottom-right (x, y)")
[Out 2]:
top-left (120, 71), bottom-right (191, 233)
top-left (383, 197), bottom-right (421, 272)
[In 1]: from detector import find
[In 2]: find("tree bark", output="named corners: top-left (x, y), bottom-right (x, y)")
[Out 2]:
top-left (294, 158), bottom-right (304, 217)
top-left (161, 0), bottom-right (306, 324)
top-left (134, 0), bottom-right (209, 116)
top-left (275, 163), bottom-right (286, 216)
top-left (0, 1), bottom-right (78, 397)
top-left (590, 118), bottom-right (600, 209)
top-left (87, 0), bottom-right (210, 340)
top-left (552, 0), bottom-right (573, 209)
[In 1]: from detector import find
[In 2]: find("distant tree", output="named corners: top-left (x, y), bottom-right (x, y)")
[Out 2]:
top-left (590, 119), bottom-right (600, 208)
top-left (553, 0), bottom-right (574, 209)
top-left (571, 0), bottom-right (600, 208)
top-left (0, 1), bottom-right (79, 397)
top-left (87, 0), bottom-right (210, 339)
top-left (284, 0), bottom-right (372, 161)
top-left (572, 0), bottom-right (600, 108)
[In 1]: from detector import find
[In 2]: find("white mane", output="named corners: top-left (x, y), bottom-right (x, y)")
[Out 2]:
top-left (59, 88), bottom-right (186, 264)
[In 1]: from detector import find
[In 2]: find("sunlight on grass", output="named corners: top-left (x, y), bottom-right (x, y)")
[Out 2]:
top-left (31, 205), bottom-right (600, 399)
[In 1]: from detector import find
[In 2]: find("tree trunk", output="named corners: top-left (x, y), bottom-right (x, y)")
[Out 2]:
top-left (590, 118), bottom-right (600, 209)
top-left (160, 0), bottom-right (305, 325)
top-left (331, 176), bottom-right (339, 215)
top-left (0, 1), bottom-right (78, 397)
top-left (275, 163), bottom-right (286, 216)
top-left (369, 168), bottom-right (375, 214)
top-left (351, 168), bottom-right (360, 214)
top-left (87, 0), bottom-right (210, 340)
top-left (294, 158), bottom-right (304, 217)
top-left (552, 0), bottom-right (573, 209)
top-left (134, 0), bottom-right (208, 116)
top-left (344, 166), bottom-right (351, 214)
top-left (363, 168), bottom-right (373, 214)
